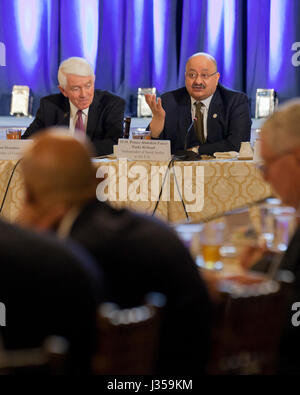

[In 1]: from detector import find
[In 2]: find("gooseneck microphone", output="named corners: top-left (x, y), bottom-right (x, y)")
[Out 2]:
top-left (184, 118), bottom-right (197, 150)
top-left (174, 118), bottom-right (200, 161)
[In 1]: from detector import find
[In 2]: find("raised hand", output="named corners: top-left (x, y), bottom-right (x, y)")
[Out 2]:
top-left (145, 94), bottom-right (166, 138)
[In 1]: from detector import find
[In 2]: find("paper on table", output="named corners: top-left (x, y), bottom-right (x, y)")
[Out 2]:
top-left (213, 151), bottom-right (238, 159)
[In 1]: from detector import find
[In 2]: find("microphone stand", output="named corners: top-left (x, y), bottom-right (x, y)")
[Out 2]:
top-left (174, 118), bottom-right (200, 161)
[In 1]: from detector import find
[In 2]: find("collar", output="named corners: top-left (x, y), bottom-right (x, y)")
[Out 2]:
top-left (69, 101), bottom-right (89, 118)
top-left (57, 205), bottom-right (82, 239)
top-left (191, 94), bottom-right (213, 109)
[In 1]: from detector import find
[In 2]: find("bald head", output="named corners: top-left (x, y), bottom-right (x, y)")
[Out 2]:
top-left (22, 129), bottom-right (97, 208)
top-left (186, 52), bottom-right (217, 72)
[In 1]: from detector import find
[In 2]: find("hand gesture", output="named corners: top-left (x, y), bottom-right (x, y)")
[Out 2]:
top-left (145, 94), bottom-right (166, 120)
top-left (145, 94), bottom-right (166, 137)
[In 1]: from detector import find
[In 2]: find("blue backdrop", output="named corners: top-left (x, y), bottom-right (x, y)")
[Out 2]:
top-left (0, 0), bottom-right (300, 116)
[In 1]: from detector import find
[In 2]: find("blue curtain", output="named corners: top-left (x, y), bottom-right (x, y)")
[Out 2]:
top-left (0, 0), bottom-right (300, 116)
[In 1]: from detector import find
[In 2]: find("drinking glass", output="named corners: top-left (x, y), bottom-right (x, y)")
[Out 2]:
top-left (173, 223), bottom-right (203, 259)
top-left (199, 220), bottom-right (225, 270)
top-left (258, 198), bottom-right (281, 247)
top-left (271, 207), bottom-right (296, 252)
top-left (6, 128), bottom-right (22, 139)
top-left (130, 129), bottom-right (151, 140)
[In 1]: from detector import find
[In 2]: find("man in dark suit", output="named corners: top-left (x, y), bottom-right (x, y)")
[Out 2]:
top-left (236, 99), bottom-right (300, 374)
top-left (145, 52), bottom-right (251, 155)
top-left (17, 130), bottom-right (213, 375)
top-left (22, 57), bottom-right (125, 156)
top-left (257, 99), bottom-right (300, 374)
top-left (0, 219), bottom-right (103, 374)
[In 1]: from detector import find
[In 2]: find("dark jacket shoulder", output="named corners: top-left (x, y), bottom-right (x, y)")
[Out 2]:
top-left (93, 89), bottom-right (125, 105)
top-left (161, 87), bottom-right (189, 104)
top-left (215, 83), bottom-right (249, 103)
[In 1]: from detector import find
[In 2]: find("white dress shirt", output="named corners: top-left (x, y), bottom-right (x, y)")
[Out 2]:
top-left (190, 94), bottom-right (213, 140)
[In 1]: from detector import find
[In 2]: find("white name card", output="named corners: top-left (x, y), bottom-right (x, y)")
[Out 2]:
top-left (116, 139), bottom-right (171, 161)
top-left (0, 140), bottom-right (32, 160)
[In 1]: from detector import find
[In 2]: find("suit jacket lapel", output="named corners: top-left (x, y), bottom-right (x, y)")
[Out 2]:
top-left (86, 92), bottom-right (101, 140)
top-left (56, 98), bottom-right (70, 127)
top-left (207, 85), bottom-right (224, 139)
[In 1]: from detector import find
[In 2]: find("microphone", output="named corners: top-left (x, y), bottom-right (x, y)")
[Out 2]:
top-left (174, 118), bottom-right (200, 161)
top-left (184, 118), bottom-right (197, 150)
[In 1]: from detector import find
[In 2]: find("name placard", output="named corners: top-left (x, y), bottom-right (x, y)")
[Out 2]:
top-left (0, 140), bottom-right (32, 160)
top-left (116, 139), bottom-right (171, 161)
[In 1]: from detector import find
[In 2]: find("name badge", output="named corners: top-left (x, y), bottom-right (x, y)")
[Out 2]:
top-left (116, 139), bottom-right (171, 161)
top-left (0, 140), bottom-right (32, 160)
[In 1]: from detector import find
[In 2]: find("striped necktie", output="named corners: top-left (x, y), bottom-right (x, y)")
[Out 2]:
top-left (194, 102), bottom-right (205, 144)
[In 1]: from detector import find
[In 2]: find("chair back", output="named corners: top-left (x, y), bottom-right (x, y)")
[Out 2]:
top-left (92, 292), bottom-right (165, 375)
top-left (207, 270), bottom-right (293, 374)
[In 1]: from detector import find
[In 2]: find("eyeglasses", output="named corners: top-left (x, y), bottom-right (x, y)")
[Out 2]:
top-left (258, 148), bottom-right (297, 176)
top-left (186, 71), bottom-right (218, 80)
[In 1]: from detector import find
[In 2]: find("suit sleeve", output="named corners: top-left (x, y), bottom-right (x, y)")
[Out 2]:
top-left (21, 99), bottom-right (47, 139)
top-left (92, 97), bottom-right (125, 156)
top-left (198, 94), bottom-right (252, 155)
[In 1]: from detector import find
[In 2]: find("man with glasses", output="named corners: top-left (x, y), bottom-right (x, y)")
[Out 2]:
top-left (145, 52), bottom-right (251, 155)
top-left (260, 103), bottom-right (300, 209)
top-left (247, 99), bottom-right (300, 374)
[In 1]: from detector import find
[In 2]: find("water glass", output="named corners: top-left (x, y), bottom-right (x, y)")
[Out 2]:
top-left (271, 207), bottom-right (296, 252)
top-left (258, 199), bottom-right (282, 247)
top-left (173, 223), bottom-right (203, 259)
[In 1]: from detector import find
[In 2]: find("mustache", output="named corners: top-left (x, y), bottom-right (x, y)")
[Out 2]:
top-left (192, 83), bottom-right (206, 89)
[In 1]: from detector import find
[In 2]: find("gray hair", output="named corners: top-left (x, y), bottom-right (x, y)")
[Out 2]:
top-left (186, 52), bottom-right (218, 71)
top-left (58, 57), bottom-right (95, 88)
top-left (261, 99), bottom-right (300, 155)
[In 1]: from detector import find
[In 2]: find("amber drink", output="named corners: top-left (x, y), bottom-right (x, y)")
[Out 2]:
top-left (200, 220), bottom-right (225, 270)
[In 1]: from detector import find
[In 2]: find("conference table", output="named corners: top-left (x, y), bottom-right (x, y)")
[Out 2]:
top-left (0, 157), bottom-right (272, 224)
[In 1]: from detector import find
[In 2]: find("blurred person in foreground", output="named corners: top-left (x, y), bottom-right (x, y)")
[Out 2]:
top-left (242, 99), bottom-right (300, 374)
top-left (17, 129), bottom-right (213, 375)
top-left (22, 57), bottom-right (125, 156)
top-left (145, 52), bottom-right (251, 155)
top-left (0, 218), bottom-right (103, 374)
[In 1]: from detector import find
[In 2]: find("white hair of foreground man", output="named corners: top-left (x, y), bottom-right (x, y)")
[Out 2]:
top-left (58, 57), bottom-right (95, 88)
top-left (261, 99), bottom-right (300, 155)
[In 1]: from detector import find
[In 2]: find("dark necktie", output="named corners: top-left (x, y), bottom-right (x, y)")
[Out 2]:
top-left (75, 110), bottom-right (85, 133)
top-left (194, 102), bottom-right (205, 144)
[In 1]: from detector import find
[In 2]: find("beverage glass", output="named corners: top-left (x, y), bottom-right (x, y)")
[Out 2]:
top-left (271, 207), bottom-right (296, 252)
top-left (258, 198), bottom-right (282, 247)
top-left (173, 223), bottom-right (203, 259)
top-left (6, 128), bottom-right (22, 139)
top-left (130, 129), bottom-right (151, 140)
top-left (199, 220), bottom-right (225, 270)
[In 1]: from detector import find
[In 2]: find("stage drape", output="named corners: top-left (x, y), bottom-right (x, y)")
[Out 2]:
top-left (0, 0), bottom-right (299, 115)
